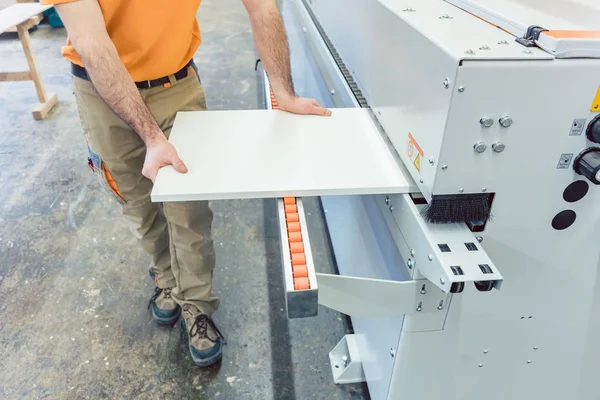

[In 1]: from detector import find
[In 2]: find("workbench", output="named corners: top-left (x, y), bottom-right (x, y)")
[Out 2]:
top-left (0, 3), bottom-right (58, 120)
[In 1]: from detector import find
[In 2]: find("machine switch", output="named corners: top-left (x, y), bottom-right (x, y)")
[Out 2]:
top-left (574, 148), bottom-right (600, 185)
top-left (586, 115), bottom-right (600, 144)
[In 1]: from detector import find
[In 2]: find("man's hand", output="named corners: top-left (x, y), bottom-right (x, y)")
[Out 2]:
top-left (142, 138), bottom-right (188, 183)
top-left (243, 1), bottom-right (332, 117)
top-left (277, 95), bottom-right (332, 116)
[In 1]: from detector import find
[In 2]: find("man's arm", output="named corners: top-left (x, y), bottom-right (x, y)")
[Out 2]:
top-left (55, 0), bottom-right (186, 182)
top-left (242, 0), bottom-right (331, 116)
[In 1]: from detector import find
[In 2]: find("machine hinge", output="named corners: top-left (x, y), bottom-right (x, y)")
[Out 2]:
top-left (515, 25), bottom-right (548, 47)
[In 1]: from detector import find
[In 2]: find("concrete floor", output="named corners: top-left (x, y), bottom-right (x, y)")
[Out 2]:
top-left (0, 1), bottom-right (369, 399)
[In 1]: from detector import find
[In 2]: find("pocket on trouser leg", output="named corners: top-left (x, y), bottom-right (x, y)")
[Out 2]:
top-left (87, 146), bottom-right (126, 204)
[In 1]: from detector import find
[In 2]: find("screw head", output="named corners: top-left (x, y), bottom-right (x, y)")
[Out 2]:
top-left (478, 364), bottom-right (483, 368)
top-left (458, 188), bottom-right (464, 193)
top-left (465, 49), bottom-right (475, 55)
top-left (458, 86), bottom-right (465, 92)
top-left (419, 179), bottom-right (424, 183)
top-left (330, 89), bottom-right (336, 95)
top-left (483, 350), bottom-right (488, 354)
top-left (437, 304), bottom-right (443, 310)
top-left (492, 142), bottom-right (506, 152)
top-left (443, 78), bottom-right (450, 89)
top-left (533, 346), bottom-right (538, 350)
top-left (440, 277), bottom-right (445, 285)
top-left (406, 258), bottom-right (414, 269)
top-left (498, 40), bottom-right (509, 45)
top-left (302, 27), bottom-right (307, 33)
top-left (402, 8), bottom-right (415, 12)
top-left (385, 196), bottom-right (390, 205)
top-left (428, 254), bottom-right (433, 261)
top-left (442, 165), bottom-right (448, 170)
top-left (482, 187), bottom-right (487, 192)
top-left (499, 116), bottom-right (513, 128)
top-left (480, 117), bottom-right (494, 128)
top-left (428, 157), bottom-right (434, 165)
top-left (527, 360), bottom-right (532, 364)
top-left (474, 141), bottom-right (487, 153)
top-left (439, 14), bottom-right (453, 19)
top-left (389, 205), bottom-right (394, 212)
top-left (410, 249), bottom-right (415, 257)
top-left (476, 236), bottom-right (483, 243)
top-left (479, 45), bottom-right (491, 51)
top-left (390, 348), bottom-right (395, 357)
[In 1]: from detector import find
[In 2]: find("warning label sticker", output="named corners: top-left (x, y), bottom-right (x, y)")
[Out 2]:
top-left (557, 153), bottom-right (574, 169)
top-left (569, 119), bottom-right (586, 136)
top-left (408, 133), bottom-right (424, 173)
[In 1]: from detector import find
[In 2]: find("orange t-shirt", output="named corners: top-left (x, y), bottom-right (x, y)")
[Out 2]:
top-left (40, 0), bottom-right (202, 81)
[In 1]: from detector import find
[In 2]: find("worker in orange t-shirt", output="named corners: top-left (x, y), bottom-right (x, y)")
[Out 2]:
top-left (43, 0), bottom-right (330, 367)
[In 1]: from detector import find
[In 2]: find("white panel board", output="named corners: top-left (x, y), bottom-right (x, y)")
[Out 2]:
top-left (0, 4), bottom-right (51, 33)
top-left (445, 0), bottom-right (600, 37)
top-left (151, 109), bottom-right (414, 202)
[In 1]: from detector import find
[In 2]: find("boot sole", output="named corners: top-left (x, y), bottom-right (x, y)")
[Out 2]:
top-left (152, 307), bottom-right (181, 325)
top-left (190, 346), bottom-right (223, 367)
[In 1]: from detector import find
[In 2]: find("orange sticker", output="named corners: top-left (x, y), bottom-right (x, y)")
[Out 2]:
top-left (408, 133), bottom-right (424, 173)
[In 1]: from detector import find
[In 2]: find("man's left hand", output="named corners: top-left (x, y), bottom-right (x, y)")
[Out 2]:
top-left (278, 95), bottom-right (332, 116)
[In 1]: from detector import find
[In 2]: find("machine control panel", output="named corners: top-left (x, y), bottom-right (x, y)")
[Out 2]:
top-left (574, 148), bottom-right (600, 185)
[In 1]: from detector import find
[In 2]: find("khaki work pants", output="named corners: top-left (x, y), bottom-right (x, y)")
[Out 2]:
top-left (72, 66), bottom-right (220, 315)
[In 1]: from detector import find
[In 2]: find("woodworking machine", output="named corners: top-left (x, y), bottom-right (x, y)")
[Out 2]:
top-left (267, 0), bottom-right (600, 399)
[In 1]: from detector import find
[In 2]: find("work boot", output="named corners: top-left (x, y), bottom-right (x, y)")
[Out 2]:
top-left (181, 304), bottom-right (225, 367)
top-left (148, 287), bottom-right (181, 325)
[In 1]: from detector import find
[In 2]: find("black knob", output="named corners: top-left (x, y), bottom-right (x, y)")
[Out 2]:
top-left (586, 115), bottom-right (600, 143)
top-left (574, 148), bottom-right (600, 185)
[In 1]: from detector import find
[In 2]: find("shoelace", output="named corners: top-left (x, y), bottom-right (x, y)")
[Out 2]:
top-left (147, 287), bottom-right (173, 309)
top-left (189, 313), bottom-right (227, 345)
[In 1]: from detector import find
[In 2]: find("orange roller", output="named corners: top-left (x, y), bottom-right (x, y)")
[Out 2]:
top-left (293, 264), bottom-right (308, 278)
top-left (288, 231), bottom-right (302, 243)
top-left (284, 197), bottom-right (296, 205)
top-left (286, 213), bottom-right (299, 223)
top-left (287, 222), bottom-right (300, 232)
top-left (291, 253), bottom-right (306, 266)
top-left (284, 204), bottom-right (297, 213)
top-left (290, 242), bottom-right (304, 254)
top-left (294, 277), bottom-right (310, 290)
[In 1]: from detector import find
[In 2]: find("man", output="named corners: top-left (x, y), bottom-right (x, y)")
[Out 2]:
top-left (44, 0), bottom-right (330, 367)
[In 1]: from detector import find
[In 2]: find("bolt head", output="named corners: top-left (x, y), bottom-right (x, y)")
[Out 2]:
top-left (341, 355), bottom-right (348, 362)
top-left (498, 40), bottom-right (509, 45)
top-left (465, 49), bottom-right (475, 55)
top-left (533, 346), bottom-right (538, 350)
top-left (330, 89), bottom-right (336, 95)
top-left (480, 117), bottom-right (494, 128)
top-left (482, 187), bottom-right (487, 192)
top-left (439, 277), bottom-right (445, 285)
top-left (478, 364), bottom-right (483, 368)
top-left (458, 188), bottom-right (464, 193)
top-left (428, 254), bottom-right (433, 261)
top-left (443, 78), bottom-right (450, 89)
top-left (442, 165), bottom-right (448, 170)
top-left (527, 360), bottom-right (532, 364)
top-left (499, 116), bottom-right (513, 128)
top-left (406, 258), bottom-right (414, 269)
top-left (492, 142), bottom-right (506, 152)
top-left (390, 348), bottom-right (395, 357)
top-left (483, 350), bottom-right (488, 354)
top-left (458, 86), bottom-right (465, 92)
top-left (474, 142), bottom-right (487, 153)
top-left (419, 179), bottom-right (424, 183)
top-left (428, 157), bottom-right (434, 165)
top-left (410, 249), bottom-right (415, 257)
top-left (479, 45), bottom-right (490, 50)
top-left (385, 196), bottom-right (390, 205)
top-left (476, 236), bottom-right (483, 243)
